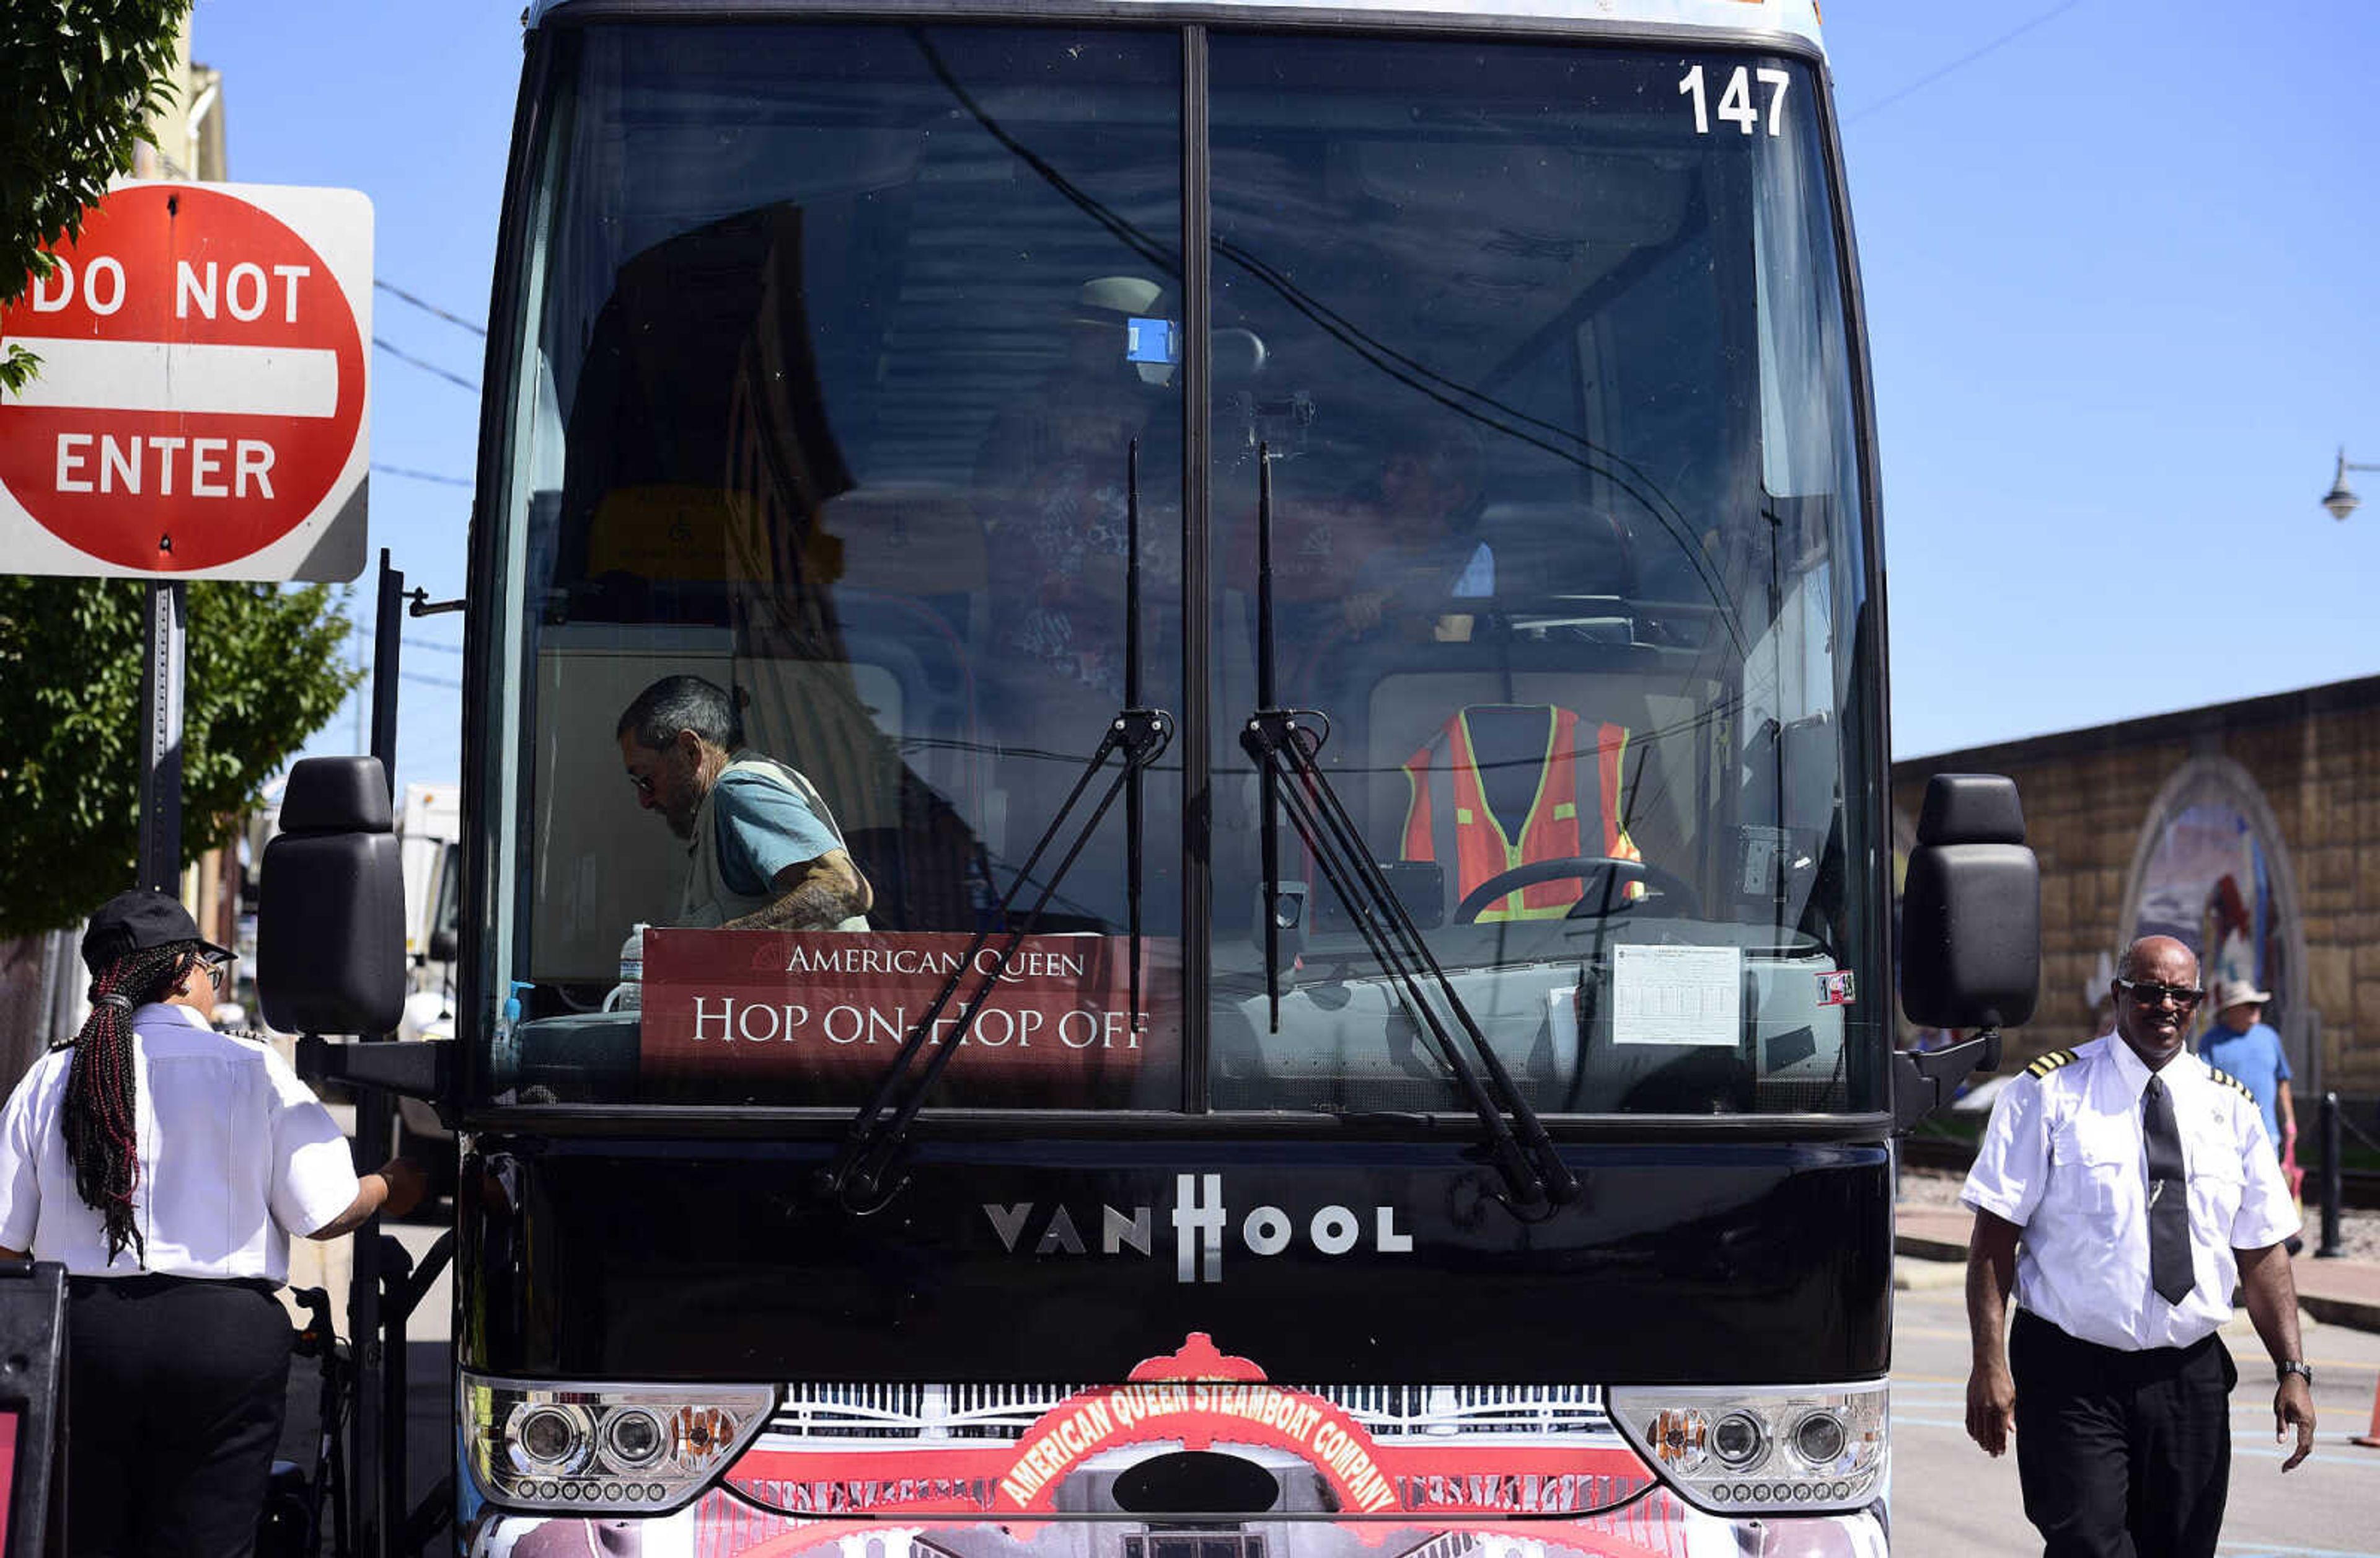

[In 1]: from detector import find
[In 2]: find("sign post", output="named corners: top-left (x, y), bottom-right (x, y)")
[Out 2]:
top-left (0, 179), bottom-right (372, 895)
top-left (135, 581), bottom-right (187, 893)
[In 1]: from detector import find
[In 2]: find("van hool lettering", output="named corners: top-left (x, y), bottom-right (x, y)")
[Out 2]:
top-left (987, 1173), bottom-right (1414, 1282)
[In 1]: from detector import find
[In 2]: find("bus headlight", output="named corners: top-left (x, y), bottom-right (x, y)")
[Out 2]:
top-left (466, 1373), bottom-right (777, 1513)
top-left (1607, 1381), bottom-right (1885, 1515)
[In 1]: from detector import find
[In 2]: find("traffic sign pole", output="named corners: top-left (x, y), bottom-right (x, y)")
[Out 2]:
top-left (135, 579), bottom-right (186, 895)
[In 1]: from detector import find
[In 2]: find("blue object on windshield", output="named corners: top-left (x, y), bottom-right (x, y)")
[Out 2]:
top-left (1125, 317), bottom-right (1176, 365)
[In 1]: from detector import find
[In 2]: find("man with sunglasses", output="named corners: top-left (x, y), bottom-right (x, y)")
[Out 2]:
top-left (1957, 935), bottom-right (2313, 1558)
top-left (615, 675), bottom-right (873, 932)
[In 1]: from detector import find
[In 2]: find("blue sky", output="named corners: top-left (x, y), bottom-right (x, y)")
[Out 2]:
top-left (190, 0), bottom-right (2380, 785)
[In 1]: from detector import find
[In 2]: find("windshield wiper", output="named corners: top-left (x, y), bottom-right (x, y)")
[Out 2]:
top-left (818, 443), bottom-right (1173, 1213)
top-left (1240, 447), bottom-right (1577, 1217)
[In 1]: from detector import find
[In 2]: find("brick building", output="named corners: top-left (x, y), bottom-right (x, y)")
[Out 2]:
top-left (1893, 673), bottom-right (2380, 1098)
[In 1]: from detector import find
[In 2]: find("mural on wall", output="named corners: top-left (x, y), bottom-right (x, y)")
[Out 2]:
top-left (2131, 802), bottom-right (2284, 1032)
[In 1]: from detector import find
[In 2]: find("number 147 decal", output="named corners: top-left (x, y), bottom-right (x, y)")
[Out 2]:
top-left (1678, 64), bottom-right (1792, 136)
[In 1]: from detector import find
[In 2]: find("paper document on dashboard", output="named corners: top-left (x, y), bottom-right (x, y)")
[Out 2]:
top-left (1611, 944), bottom-right (1742, 1047)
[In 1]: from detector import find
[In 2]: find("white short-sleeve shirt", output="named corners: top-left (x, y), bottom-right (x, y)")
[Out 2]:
top-left (1960, 1034), bottom-right (2299, 1351)
top-left (0, 1003), bottom-right (361, 1282)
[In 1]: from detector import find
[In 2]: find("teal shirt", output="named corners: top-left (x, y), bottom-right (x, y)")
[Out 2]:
top-left (712, 769), bottom-right (842, 895)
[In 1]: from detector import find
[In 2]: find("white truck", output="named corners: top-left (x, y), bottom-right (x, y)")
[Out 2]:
top-left (394, 782), bottom-right (460, 1159)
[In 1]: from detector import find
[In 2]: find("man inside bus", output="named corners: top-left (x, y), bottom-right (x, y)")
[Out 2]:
top-left (1336, 415), bottom-right (1493, 644)
top-left (616, 674), bottom-right (873, 931)
top-left (1279, 413), bottom-right (1494, 704)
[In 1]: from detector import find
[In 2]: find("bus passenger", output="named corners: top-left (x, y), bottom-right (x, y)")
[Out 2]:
top-left (1336, 420), bottom-right (1492, 644)
top-left (974, 275), bottom-right (1174, 706)
top-left (1285, 422), bottom-right (1485, 700)
top-left (615, 675), bottom-right (873, 931)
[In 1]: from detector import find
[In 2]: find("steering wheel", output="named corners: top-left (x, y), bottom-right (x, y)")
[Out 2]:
top-left (1450, 856), bottom-right (1701, 924)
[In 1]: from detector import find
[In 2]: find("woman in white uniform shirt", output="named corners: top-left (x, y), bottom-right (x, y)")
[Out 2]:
top-left (0, 890), bottom-right (425, 1557)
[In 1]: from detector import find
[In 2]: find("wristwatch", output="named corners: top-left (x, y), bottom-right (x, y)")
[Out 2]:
top-left (2276, 1360), bottom-right (2314, 1386)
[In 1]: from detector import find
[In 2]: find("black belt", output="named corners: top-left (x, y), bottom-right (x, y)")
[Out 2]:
top-left (68, 1272), bottom-right (279, 1301)
top-left (2013, 1306), bottom-right (2224, 1375)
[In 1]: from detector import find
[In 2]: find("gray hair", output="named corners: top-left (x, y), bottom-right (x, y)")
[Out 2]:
top-left (617, 675), bottom-right (740, 752)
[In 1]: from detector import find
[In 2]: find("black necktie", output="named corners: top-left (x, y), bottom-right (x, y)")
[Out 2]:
top-left (2143, 1078), bottom-right (2193, 1305)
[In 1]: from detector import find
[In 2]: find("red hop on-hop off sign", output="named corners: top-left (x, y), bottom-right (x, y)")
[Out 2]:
top-left (0, 182), bottom-right (371, 580)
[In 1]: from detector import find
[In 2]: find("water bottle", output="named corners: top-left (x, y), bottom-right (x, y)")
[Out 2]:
top-left (609, 923), bottom-right (648, 1012)
top-left (491, 981), bottom-right (532, 1081)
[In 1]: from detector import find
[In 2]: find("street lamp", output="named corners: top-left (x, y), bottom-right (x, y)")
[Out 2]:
top-left (2320, 448), bottom-right (2380, 521)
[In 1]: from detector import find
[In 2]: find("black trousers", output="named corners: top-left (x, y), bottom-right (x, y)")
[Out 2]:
top-left (2011, 1307), bottom-right (2237, 1558)
top-left (66, 1275), bottom-right (294, 1558)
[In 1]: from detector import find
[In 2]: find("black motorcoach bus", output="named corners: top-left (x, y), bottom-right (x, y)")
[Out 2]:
top-left (259, 1), bottom-right (2040, 1553)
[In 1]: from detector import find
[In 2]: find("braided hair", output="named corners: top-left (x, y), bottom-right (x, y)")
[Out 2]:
top-left (63, 940), bottom-right (204, 1267)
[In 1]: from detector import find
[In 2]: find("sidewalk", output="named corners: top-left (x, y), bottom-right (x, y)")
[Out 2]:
top-left (1896, 1205), bottom-right (2380, 1334)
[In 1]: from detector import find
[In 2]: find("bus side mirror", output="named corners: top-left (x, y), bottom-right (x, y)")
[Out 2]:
top-left (1893, 774), bottom-right (2040, 1134)
top-left (259, 757), bottom-right (407, 1037)
top-left (1900, 773), bottom-right (2040, 1031)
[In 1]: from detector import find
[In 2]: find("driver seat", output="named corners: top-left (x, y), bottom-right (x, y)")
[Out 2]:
top-left (1398, 704), bottom-right (1641, 923)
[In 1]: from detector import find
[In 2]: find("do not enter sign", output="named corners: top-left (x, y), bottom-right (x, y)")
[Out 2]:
top-left (0, 182), bottom-right (372, 580)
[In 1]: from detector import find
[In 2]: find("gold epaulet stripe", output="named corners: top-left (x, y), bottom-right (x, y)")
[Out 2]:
top-left (2206, 1065), bottom-right (2256, 1102)
top-left (2023, 1049), bottom-right (2078, 1079)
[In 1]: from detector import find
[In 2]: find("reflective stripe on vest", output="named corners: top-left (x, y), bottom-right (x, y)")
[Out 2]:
top-left (1399, 706), bottom-right (1639, 922)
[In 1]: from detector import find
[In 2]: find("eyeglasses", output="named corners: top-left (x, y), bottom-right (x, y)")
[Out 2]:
top-left (627, 771), bottom-right (657, 796)
top-left (2116, 978), bottom-right (2204, 1010)
top-left (198, 952), bottom-right (234, 988)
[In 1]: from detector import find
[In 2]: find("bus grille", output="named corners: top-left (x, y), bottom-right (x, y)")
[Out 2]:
top-left (765, 1383), bottom-right (1608, 1443)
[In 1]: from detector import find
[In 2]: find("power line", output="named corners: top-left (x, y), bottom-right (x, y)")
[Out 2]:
top-left (371, 463), bottom-right (472, 488)
top-left (400, 670), bottom-right (463, 691)
top-left (1845, 1), bottom-right (2088, 124)
top-left (402, 636), bottom-right (464, 655)
top-left (372, 335), bottom-right (477, 393)
top-left (374, 279), bottom-right (488, 338)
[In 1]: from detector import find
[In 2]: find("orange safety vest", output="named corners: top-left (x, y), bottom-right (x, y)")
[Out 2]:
top-left (1400, 706), bottom-right (1641, 922)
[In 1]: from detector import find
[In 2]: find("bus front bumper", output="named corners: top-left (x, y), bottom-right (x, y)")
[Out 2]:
top-left (463, 1497), bottom-right (1891, 1557)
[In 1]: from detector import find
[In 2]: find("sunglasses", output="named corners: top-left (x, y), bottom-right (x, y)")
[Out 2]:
top-left (625, 733), bottom-right (691, 797)
top-left (2115, 978), bottom-right (2203, 1010)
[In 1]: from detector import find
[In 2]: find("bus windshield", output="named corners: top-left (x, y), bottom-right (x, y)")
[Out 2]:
top-left (475, 20), bottom-right (1885, 1118)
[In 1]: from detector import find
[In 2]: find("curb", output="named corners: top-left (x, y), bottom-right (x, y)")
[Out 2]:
top-left (1895, 1230), bottom-right (1967, 1263)
top-left (2298, 1291), bottom-right (2380, 1334)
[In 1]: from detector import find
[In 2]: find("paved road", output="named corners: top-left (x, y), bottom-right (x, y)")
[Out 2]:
top-left (279, 1214), bottom-right (456, 1554)
top-left (1890, 1264), bottom-right (2380, 1557)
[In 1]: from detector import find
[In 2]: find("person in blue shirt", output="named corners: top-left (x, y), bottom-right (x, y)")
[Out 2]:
top-left (2197, 977), bottom-right (2296, 1154)
top-left (616, 675), bottom-right (873, 931)
top-left (1336, 418), bottom-right (1493, 645)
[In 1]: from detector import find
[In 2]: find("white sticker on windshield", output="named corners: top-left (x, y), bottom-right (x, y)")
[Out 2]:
top-left (1611, 944), bottom-right (1743, 1047)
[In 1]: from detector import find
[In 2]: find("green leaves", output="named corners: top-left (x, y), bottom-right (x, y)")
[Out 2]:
top-left (1, 0), bottom-right (194, 390)
top-left (0, 7), bottom-right (364, 931)
top-left (0, 342), bottom-right (38, 396)
top-left (0, 577), bottom-right (363, 937)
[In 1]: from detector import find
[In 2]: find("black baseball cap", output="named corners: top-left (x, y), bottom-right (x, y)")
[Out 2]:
top-left (79, 890), bottom-right (231, 976)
